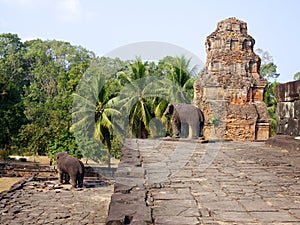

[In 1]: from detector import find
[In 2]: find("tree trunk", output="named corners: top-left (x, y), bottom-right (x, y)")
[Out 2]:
top-left (107, 149), bottom-right (111, 169)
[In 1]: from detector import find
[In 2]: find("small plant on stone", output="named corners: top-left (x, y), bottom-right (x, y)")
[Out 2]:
top-left (210, 114), bottom-right (220, 127)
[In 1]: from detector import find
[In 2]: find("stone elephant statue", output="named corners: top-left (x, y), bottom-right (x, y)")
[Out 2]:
top-left (55, 152), bottom-right (85, 188)
top-left (164, 103), bottom-right (204, 138)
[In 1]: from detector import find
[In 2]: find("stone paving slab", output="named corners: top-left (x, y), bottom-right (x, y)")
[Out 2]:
top-left (107, 138), bottom-right (300, 224)
top-left (0, 177), bottom-right (113, 225)
top-left (2, 139), bottom-right (300, 224)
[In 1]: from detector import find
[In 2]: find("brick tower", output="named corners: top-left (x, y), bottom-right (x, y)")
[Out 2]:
top-left (194, 17), bottom-right (270, 140)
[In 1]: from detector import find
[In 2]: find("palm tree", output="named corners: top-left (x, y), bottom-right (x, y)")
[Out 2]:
top-left (113, 58), bottom-right (153, 138)
top-left (158, 55), bottom-right (197, 101)
top-left (112, 57), bottom-right (190, 139)
top-left (71, 58), bottom-right (121, 167)
top-left (155, 56), bottom-right (197, 135)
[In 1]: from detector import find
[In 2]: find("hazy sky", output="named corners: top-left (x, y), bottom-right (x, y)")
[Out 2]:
top-left (1, 0), bottom-right (299, 82)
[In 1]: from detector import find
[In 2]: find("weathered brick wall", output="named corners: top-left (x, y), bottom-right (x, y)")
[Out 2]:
top-left (275, 80), bottom-right (300, 136)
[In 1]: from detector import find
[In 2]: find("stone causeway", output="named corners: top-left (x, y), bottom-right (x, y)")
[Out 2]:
top-left (1, 138), bottom-right (300, 224)
top-left (107, 138), bottom-right (300, 225)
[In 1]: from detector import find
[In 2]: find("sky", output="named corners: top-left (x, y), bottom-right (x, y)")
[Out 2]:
top-left (0, 0), bottom-right (299, 82)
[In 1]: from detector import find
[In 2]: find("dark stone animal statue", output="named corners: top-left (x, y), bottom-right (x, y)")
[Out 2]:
top-left (55, 152), bottom-right (85, 188)
top-left (164, 103), bottom-right (204, 138)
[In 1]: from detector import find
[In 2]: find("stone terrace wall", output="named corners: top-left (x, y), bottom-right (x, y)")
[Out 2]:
top-left (275, 80), bottom-right (300, 136)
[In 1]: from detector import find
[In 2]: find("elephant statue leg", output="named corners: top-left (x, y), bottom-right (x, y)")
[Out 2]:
top-left (77, 161), bottom-right (85, 188)
top-left (58, 170), bottom-right (64, 184)
top-left (69, 175), bottom-right (77, 188)
top-left (197, 108), bottom-right (205, 137)
top-left (190, 120), bottom-right (200, 138)
top-left (181, 122), bottom-right (189, 138)
top-left (171, 118), bottom-right (180, 138)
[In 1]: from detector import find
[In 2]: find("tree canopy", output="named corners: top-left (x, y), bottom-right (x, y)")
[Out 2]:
top-left (294, 72), bottom-right (300, 80)
top-left (0, 33), bottom-right (196, 163)
top-left (256, 48), bottom-right (280, 136)
top-left (0, 33), bottom-right (285, 162)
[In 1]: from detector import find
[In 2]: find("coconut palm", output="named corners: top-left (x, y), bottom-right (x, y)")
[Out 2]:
top-left (113, 58), bottom-right (153, 138)
top-left (71, 58), bottom-right (121, 167)
top-left (158, 55), bottom-right (197, 101)
top-left (112, 57), bottom-right (189, 139)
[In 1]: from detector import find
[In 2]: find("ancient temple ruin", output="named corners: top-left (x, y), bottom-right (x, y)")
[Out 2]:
top-left (194, 17), bottom-right (270, 141)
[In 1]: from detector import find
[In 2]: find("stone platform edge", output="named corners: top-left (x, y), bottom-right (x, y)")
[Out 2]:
top-left (106, 145), bottom-right (152, 225)
top-left (266, 135), bottom-right (300, 151)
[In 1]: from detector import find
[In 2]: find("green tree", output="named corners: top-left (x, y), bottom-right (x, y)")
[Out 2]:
top-left (115, 58), bottom-right (153, 138)
top-left (113, 57), bottom-right (190, 139)
top-left (260, 62), bottom-right (280, 80)
top-left (294, 72), bottom-right (300, 80)
top-left (264, 81), bottom-right (279, 136)
top-left (256, 48), bottom-right (280, 136)
top-left (72, 57), bottom-right (124, 166)
top-left (17, 39), bottom-right (94, 157)
top-left (0, 33), bottom-right (28, 156)
top-left (158, 55), bottom-right (197, 100)
top-left (256, 48), bottom-right (279, 80)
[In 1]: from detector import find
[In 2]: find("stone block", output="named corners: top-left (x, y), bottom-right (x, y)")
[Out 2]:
top-left (294, 100), bottom-right (300, 119)
top-left (275, 80), bottom-right (300, 102)
top-left (286, 118), bottom-right (300, 136)
top-left (266, 135), bottom-right (300, 152)
top-left (227, 104), bottom-right (257, 121)
top-left (114, 177), bottom-right (145, 189)
top-left (255, 101), bottom-right (270, 122)
top-left (115, 166), bottom-right (145, 178)
top-left (256, 122), bottom-right (270, 141)
top-left (106, 202), bottom-right (151, 225)
top-left (203, 86), bottom-right (224, 100)
top-left (276, 118), bottom-right (288, 135)
top-left (275, 81), bottom-right (300, 136)
top-left (278, 102), bottom-right (294, 119)
top-left (225, 121), bottom-right (256, 141)
top-left (154, 216), bottom-right (199, 225)
top-left (204, 124), bottom-right (226, 140)
top-left (252, 88), bottom-right (264, 102)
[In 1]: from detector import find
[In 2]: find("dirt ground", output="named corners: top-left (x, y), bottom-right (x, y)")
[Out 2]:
top-left (27, 156), bottom-right (50, 164)
top-left (0, 177), bottom-right (23, 192)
